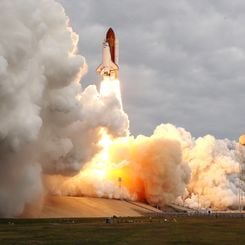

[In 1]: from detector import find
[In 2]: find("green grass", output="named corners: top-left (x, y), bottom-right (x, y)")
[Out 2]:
top-left (0, 216), bottom-right (244, 244)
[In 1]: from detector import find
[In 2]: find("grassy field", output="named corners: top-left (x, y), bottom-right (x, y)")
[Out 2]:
top-left (0, 216), bottom-right (244, 244)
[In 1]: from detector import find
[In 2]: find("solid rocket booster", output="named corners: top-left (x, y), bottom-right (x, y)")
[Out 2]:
top-left (96, 28), bottom-right (119, 79)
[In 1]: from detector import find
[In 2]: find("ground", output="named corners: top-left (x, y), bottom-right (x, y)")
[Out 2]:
top-left (21, 196), bottom-right (162, 218)
top-left (0, 216), bottom-right (245, 244)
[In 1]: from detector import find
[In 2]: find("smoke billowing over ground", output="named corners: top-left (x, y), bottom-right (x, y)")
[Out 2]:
top-left (0, 0), bottom-right (244, 217)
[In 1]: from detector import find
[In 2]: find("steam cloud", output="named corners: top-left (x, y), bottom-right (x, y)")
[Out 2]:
top-left (0, 0), bottom-right (244, 217)
top-left (47, 124), bottom-right (245, 211)
top-left (153, 124), bottom-right (245, 210)
top-left (0, 0), bottom-right (128, 217)
top-left (45, 132), bottom-right (190, 207)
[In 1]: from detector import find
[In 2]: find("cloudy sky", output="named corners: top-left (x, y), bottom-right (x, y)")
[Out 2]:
top-left (58, 0), bottom-right (245, 140)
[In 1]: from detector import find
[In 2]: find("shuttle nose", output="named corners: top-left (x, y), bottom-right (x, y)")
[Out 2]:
top-left (106, 28), bottom-right (115, 39)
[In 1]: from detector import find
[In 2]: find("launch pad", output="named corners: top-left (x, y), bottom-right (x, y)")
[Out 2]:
top-left (21, 196), bottom-right (162, 218)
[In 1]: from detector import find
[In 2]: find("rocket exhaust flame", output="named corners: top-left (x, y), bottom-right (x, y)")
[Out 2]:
top-left (100, 79), bottom-right (122, 106)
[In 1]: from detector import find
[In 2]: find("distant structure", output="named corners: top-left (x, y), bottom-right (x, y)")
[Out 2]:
top-left (118, 177), bottom-right (122, 188)
top-left (118, 177), bottom-right (122, 200)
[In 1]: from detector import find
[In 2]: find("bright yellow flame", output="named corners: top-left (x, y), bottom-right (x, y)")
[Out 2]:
top-left (73, 127), bottom-right (146, 201)
top-left (86, 128), bottom-right (113, 179)
top-left (83, 128), bottom-right (129, 185)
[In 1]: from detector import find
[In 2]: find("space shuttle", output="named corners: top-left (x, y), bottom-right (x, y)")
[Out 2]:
top-left (96, 28), bottom-right (119, 79)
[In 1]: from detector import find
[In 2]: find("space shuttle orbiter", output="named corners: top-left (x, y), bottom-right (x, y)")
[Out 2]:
top-left (96, 28), bottom-right (119, 79)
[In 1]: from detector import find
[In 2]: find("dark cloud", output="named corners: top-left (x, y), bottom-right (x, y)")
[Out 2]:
top-left (58, 0), bottom-right (245, 139)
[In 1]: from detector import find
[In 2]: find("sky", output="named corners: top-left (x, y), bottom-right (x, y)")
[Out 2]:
top-left (58, 0), bottom-right (245, 140)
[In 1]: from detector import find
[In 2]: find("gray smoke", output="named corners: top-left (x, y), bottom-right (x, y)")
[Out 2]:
top-left (0, 0), bottom-right (128, 217)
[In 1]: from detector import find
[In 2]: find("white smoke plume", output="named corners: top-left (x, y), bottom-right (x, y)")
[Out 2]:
top-left (154, 124), bottom-right (245, 210)
top-left (0, 0), bottom-right (128, 217)
top-left (50, 124), bottom-right (245, 211)
top-left (45, 133), bottom-right (191, 208)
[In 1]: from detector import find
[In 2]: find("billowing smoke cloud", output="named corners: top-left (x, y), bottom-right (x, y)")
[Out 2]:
top-left (45, 132), bottom-right (190, 208)
top-left (0, 0), bottom-right (244, 217)
top-left (49, 124), bottom-right (245, 211)
top-left (0, 0), bottom-right (128, 217)
top-left (154, 124), bottom-right (245, 210)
